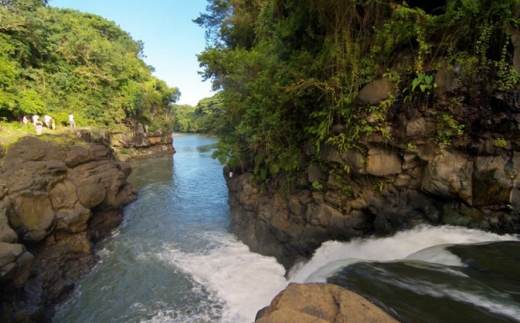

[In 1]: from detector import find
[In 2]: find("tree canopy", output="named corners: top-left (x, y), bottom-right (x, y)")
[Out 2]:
top-left (196, 0), bottom-right (520, 184)
top-left (0, 0), bottom-right (179, 131)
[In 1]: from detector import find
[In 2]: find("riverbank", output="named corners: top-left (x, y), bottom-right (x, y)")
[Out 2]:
top-left (0, 131), bottom-right (137, 323)
top-left (0, 122), bottom-right (176, 163)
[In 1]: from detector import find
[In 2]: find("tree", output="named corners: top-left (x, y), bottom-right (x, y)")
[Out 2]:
top-left (0, 4), bottom-right (179, 131)
top-left (197, 0), bottom-right (520, 184)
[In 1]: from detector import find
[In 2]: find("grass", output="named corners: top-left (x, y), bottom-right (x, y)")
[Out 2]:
top-left (0, 121), bottom-right (89, 148)
top-left (0, 121), bottom-right (38, 147)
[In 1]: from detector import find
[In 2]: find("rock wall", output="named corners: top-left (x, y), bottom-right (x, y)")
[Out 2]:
top-left (0, 132), bottom-right (137, 323)
top-left (110, 126), bottom-right (175, 161)
top-left (226, 76), bottom-right (520, 271)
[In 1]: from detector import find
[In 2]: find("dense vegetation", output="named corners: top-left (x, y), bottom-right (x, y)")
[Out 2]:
top-left (171, 92), bottom-right (224, 133)
top-left (0, 0), bottom-right (179, 132)
top-left (196, 0), bottom-right (520, 185)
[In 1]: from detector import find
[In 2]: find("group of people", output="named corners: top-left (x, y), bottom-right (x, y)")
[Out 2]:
top-left (22, 113), bottom-right (76, 135)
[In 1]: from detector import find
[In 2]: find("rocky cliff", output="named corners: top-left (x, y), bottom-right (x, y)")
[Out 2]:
top-left (0, 131), bottom-right (137, 323)
top-left (110, 125), bottom-right (175, 161)
top-left (226, 70), bottom-right (520, 270)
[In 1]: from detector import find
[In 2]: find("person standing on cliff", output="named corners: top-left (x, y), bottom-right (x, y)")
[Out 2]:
top-left (22, 116), bottom-right (28, 126)
top-left (35, 118), bottom-right (43, 135)
top-left (69, 113), bottom-right (76, 128)
top-left (43, 114), bottom-right (51, 128)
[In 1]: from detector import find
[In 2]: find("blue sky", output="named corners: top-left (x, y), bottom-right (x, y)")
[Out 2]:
top-left (49, 0), bottom-right (214, 106)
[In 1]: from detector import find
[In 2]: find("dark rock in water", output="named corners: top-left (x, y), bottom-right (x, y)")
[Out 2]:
top-left (0, 133), bottom-right (137, 323)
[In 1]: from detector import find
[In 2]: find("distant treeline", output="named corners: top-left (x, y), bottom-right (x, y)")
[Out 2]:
top-left (172, 92), bottom-right (225, 134)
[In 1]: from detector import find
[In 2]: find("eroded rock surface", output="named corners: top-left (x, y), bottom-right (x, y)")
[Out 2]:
top-left (255, 283), bottom-right (399, 323)
top-left (226, 93), bottom-right (520, 269)
top-left (0, 133), bottom-right (137, 323)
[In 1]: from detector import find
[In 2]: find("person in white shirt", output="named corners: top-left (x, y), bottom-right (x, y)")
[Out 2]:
top-left (43, 115), bottom-right (51, 128)
top-left (69, 113), bottom-right (76, 128)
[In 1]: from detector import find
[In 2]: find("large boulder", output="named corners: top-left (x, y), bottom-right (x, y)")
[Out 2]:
top-left (0, 242), bottom-right (33, 286)
top-left (357, 78), bottom-right (395, 105)
top-left (434, 68), bottom-right (459, 102)
top-left (473, 156), bottom-right (513, 206)
top-left (421, 149), bottom-right (473, 204)
top-left (366, 148), bottom-right (402, 176)
top-left (320, 146), bottom-right (366, 174)
top-left (10, 192), bottom-right (56, 242)
top-left (0, 206), bottom-right (17, 243)
top-left (255, 283), bottom-right (398, 323)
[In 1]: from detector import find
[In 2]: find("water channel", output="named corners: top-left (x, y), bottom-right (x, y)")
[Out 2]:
top-left (54, 134), bottom-right (520, 323)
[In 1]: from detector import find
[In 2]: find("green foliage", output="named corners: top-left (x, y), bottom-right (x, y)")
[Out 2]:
top-left (197, 0), bottom-right (520, 186)
top-left (494, 138), bottom-right (508, 148)
top-left (407, 142), bottom-right (417, 149)
top-left (311, 181), bottom-right (323, 191)
top-left (412, 73), bottom-right (436, 93)
top-left (495, 41), bottom-right (520, 92)
top-left (435, 113), bottom-right (465, 146)
top-left (373, 180), bottom-right (385, 192)
top-left (0, 5), bottom-right (179, 131)
top-left (172, 104), bottom-right (198, 133)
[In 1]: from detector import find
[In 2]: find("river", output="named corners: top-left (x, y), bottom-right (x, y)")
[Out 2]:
top-left (54, 134), bottom-right (520, 323)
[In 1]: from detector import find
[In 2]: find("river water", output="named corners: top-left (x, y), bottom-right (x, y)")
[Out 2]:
top-left (54, 134), bottom-right (520, 323)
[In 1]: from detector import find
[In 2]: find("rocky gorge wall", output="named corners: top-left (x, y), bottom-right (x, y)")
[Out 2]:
top-left (0, 131), bottom-right (138, 323)
top-left (226, 71), bottom-right (520, 270)
top-left (110, 126), bottom-right (175, 161)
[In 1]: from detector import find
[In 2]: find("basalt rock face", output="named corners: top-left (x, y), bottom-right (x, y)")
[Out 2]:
top-left (0, 133), bottom-right (137, 323)
top-left (227, 74), bottom-right (520, 271)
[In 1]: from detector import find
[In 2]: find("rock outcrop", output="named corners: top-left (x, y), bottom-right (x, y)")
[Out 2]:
top-left (0, 132), bottom-right (137, 323)
top-left (110, 125), bottom-right (175, 161)
top-left (226, 72), bottom-right (520, 270)
top-left (255, 283), bottom-right (398, 323)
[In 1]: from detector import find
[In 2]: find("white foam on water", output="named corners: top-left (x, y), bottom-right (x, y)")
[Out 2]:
top-left (404, 244), bottom-right (463, 266)
top-left (288, 225), bottom-right (518, 283)
top-left (390, 277), bottom-right (520, 321)
top-left (140, 225), bottom-right (519, 323)
top-left (147, 232), bottom-right (288, 323)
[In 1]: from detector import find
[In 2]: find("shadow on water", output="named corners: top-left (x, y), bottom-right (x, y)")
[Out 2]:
top-left (196, 143), bottom-right (218, 153)
top-left (128, 155), bottom-right (174, 187)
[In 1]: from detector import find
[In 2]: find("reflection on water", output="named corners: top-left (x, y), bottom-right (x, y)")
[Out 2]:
top-left (129, 155), bottom-right (174, 186)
